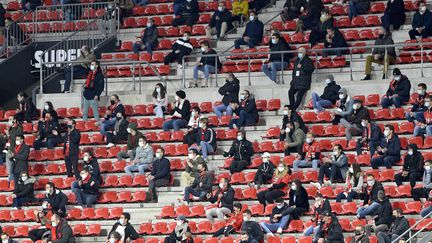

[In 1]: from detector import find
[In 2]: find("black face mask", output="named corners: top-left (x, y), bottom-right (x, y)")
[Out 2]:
top-left (116, 116), bottom-right (122, 120)
top-left (354, 230), bottom-right (362, 236)
top-left (67, 125), bottom-right (73, 129)
top-left (379, 34), bottom-right (384, 39)
top-left (110, 100), bottom-right (116, 105)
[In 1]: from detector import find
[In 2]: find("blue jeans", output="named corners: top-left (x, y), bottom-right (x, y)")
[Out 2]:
top-left (100, 118), bottom-right (116, 136)
top-left (234, 37), bottom-right (258, 49)
top-left (406, 111), bottom-right (425, 123)
top-left (357, 202), bottom-right (381, 218)
top-left (33, 137), bottom-right (62, 150)
top-left (381, 96), bottom-right (402, 108)
top-left (64, 65), bottom-right (88, 92)
top-left (260, 215), bottom-right (290, 233)
top-left (261, 62), bottom-right (288, 82)
top-left (336, 191), bottom-right (358, 202)
top-left (193, 64), bottom-right (216, 81)
top-left (191, 141), bottom-right (214, 159)
top-left (304, 225), bottom-right (320, 236)
top-left (371, 155), bottom-right (400, 169)
top-left (311, 92), bottom-right (333, 112)
top-left (125, 163), bottom-right (151, 176)
top-left (293, 159), bottom-right (320, 171)
top-left (133, 41), bottom-right (155, 54)
top-left (421, 206), bottom-right (432, 217)
top-left (229, 110), bottom-right (256, 129)
top-left (163, 119), bottom-right (188, 131)
top-left (414, 125), bottom-right (432, 137)
top-left (72, 188), bottom-right (98, 207)
top-left (13, 197), bottom-right (33, 208)
top-left (132, 0), bottom-right (148, 6)
top-left (184, 187), bottom-right (207, 203)
top-left (82, 98), bottom-right (99, 121)
top-left (214, 104), bottom-right (233, 118)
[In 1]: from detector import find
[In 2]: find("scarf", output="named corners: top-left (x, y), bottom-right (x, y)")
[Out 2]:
top-left (200, 128), bottom-right (207, 141)
top-left (173, 100), bottom-right (185, 119)
top-left (389, 79), bottom-right (398, 92)
top-left (217, 187), bottom-right (228, 207)
top-left (15, 143), bottom-right (22, 154)
top-left (110, 102), bottom-right (119, 113)
top-left (82, 173), bottom-right (91, 184)
top-left (85, 70), bottom-right (97, 88)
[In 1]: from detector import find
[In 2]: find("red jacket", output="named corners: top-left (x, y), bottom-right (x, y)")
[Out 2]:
top-left (424, 108), bottom-right (432, 125)
top-left (303, 140), bottom-right (321, 160)
top-left (271, 174), bottom-right (290, 192)
top-left (225, 211), bottom-right (244, 230)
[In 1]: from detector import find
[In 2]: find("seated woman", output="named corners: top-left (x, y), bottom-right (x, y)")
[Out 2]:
top-left (162, 90), bottom-right (191, 131)
top-left (229, 90), bottom-right (259, 129)
top-left (257, 162), bottom-right (291, 206)
top-left (164, 215), bottom-right (191, 243)
top-left (106, 112), bottom-right (129, 148)
top-left (335, 163), bottom-right (364, 202)
top-left (152, 83), bottom-right (168, 118)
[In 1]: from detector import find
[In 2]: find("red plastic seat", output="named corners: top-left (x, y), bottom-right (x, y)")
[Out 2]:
top-left (408, 136), bottom-right (423, 149)
top-left (287, 220), bottom-right (304, 232)
top-left (255, 100), bottom-right (267, 111)
top-left (117, 191), bottom-right (132, 202)
top-left (139, 223), bottom-right (153, 234)
top-left (189, 205), bottom-right (205, 217)
top-left (118, 175), bottom-right (133, 187)
top-left (302, 112), bottom-right (317, 122)
top-left (267, 99), bottom-right (281, 111)
top-left (396, 185), bottom-right (412, 197)
top-left (404, 201), bottom-right (422, 214)
top-left (94, 208), bottom-right (109, 219)
top-left (341, 202), bottom-right (357, 215)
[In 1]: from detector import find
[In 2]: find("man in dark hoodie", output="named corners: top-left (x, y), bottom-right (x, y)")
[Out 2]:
top-left (193, 117), bottom-right (217, 160)
top-left (229, 90), bottom-right (259, 129)
top-left (191, 41), bottom-right (221, 88)
top-left (214, 72), bottom-right (240, 118)
top-left (107, 212), bottom-right (139, 242)
top-left (310, 75), bottom-right (341, 113)
top-left (357, 174), bottom-right (384, 219)
top-left (133, 18), bottom-right (158, 54)
top-left (409, 1), bottom-right (432, 40)
top-left (82, 60), bottom-right (104, 121)
top-left (148, 148), bottom-right (171, 203)
top-left (250, 152), bottom-right (275, 189)
top-left (381, 68), bottom-right (411, 109)
top-left (280, 105), bottom-right (306, 141)
top-left (206, 2), bottom-right (233, 39)
top-left (72, 168), bottom-right (100, 208)
top-left (365, 191), bottom-right (392, 236)
top-left (224, 130), bottom-right (255, 174)
top-left (163, 90), bottom-right (191, 131)
top-left (340, 99), bottom-right (370, 141)
top-left (304, 193), bottom-right (331, 237)
top-left (289, 47), bottom-right (315, 110)
top-left (241, 209), bottom-right (264, 242)
top-left (206, 178), bottom-right (235, 222)
top-left (262, 33), bottom-right (292, 84)
top-left (356, 118), bottom-right (383, 156)
top-left (14, 92), bottom-right (38, 123)
top-left (406, 83), bottom-right (429, 123)
top-left (164, 32), bottom-right (194, 67)
top-left (371, 124), bottom-right (401, 169)
top-left (323, 27), bottom-right (348, 57)
top-left (395, 144), bottom-right (424, 188)
top-left (172, 0), bottom-right (199, 27)
top-left (377, 208), bottom-right (409, 243)
top-left (11, 171), bottom-right (35, 209)
top-left (182, 163), bottom-right (213, 205)
top-left (46, 214), bottom-right (75, 243)
top-left (43, 182), bottom-right (68, 217)
top-left (81, 149), bottom-right (102, 183)
top-left (314, 211), bottom-right (344, 243)
top-left (234, 11), bottom-right (264, 49)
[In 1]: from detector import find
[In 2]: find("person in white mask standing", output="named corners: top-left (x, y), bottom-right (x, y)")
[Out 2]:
top-left (310, 74), bottom-right (341, 113)
top-left (409, 1), bottom-right (432, 40)
top-left (288, 47), bottom-right (315, 110)
top-left (82, 60), bottom-right (104, 122)
top-left (234, 11), bottom-right (264, 49)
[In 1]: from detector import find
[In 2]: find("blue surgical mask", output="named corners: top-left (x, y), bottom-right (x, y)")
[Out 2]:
top-left (271, 39), bottom-right (277, 44)
top-left (298, 53), bottom-right (303, 59)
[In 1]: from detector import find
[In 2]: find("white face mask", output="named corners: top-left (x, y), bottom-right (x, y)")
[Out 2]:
top-left (139, 142), bottom-right (145, 147)
top-left (188, 153), bottom-right (194, 159)
top-left (237, 135), bottom-right (243, 141)
top-left (418, 89), bottom-right (425, 95)
top-left (394, 75), bottom-right (401, 81)
top-left (52, 221), bottom-right (58, 227)
top-left (339, 94), bottom-right (345, 99)
top-left (298, 53), bottom-right (303, 59)
top-left (218, 6), bottom-right (223, 11)
top-left (408, 150), bottom-right (413, 156)
top-left (384, 130), bottom-right (390, 137)
top-left (276, 204), bottom-right (284, 209)
top-left (155, 152), bottom-right (162, 158)
top-left (361, 121), bottom-right (367, 127)
top-left (119, 219), bottom-right (125, 225)
top-left (421, 6), bottom-right (427, 12)
top-left (156, 87), bottom-right (161, 93)
top-left (271, 39), bottom-right (277, 44)
top-left (325, 79), bottom-right (331, 84)
top-left (425, 166), bottom-right (431, 171)
top-left (127, 128), bottom-right (132, 133)
top-left (109, 238), bottom-right (115, 243)
top-left (146, 22), bottom-right (152, 27)
top-left (3, 239), bottom-right (8, 243)
top-left (240, 94), bottom-right (246, 100)
top-left (283, 110), bottom-right (288, 115)
top-left (175, 96), bottom-right (180, 101)
top-left (353, 104), bottom-right (359, 110)
top-left (219, 182), bottom-right (224, 189)
top-left (249, 16), bottom-right (254, 21)
top-left (8, 120), bottom-right (13, 126)
top-left (182, 36), bottom-right (188, 41)
top-left (15, 140), bottom-right (21, 145)
top-left (367, 180), bottom-right (374, 186)
top-left (21, 176), bottom-right (28, 181)
top-left (349, 168), bottom-right (354, 174)
top-left (44, 105), bottom-right (49, 110)
top-left (201, 47), bottom-right (206, 52)
top-left (321, 14), bottom-right (326, 18)
top-left (176, 221), bottom-right (183, 226)
top-left (83, 156), bottom-right (89, 162)
top-left (278, 166), bottom-right (284, 172)
top-left (425, 102), bottom-right (431, 107)
top-left (306, 138), bottom-right (312, 144)
top-left (332, 151), bottom-right (338, 156)
top-left (243, 216), bottom-right (248, 221)
top-left (90, 65), bottom-right (96, 71)
top-left (285, 128), bottom-right (291, 133)
top-left (262, 157), bottom-right (269, 163)
top-left (291, 185), bottom-right (297, 191)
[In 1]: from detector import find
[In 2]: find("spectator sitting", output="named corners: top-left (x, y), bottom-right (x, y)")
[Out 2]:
top-left (239, 232), bottom-right (258, 243)
top-left (81, 149), bottom-right (102, 183)
top-left (323, 27), bottom-right (348, 57)
top-left (261, 33), bottom-right (292, 83)
top-left (381, 68), bottom-right (411, 108)
top-left (280, 105), bottom-right (306, 141)
top-left (28, 209), bottom-right (50, 242)
top-left (381, 0), bottom-right (405, 31)
top-left (224, 130), bottom-right (255, 174)
top-left (21, 0), bottom-right (41, 12)
top-left (314, 211), bottom-right (344, 243)
top-left (283, 122), bottom-right (306, 156)
top-left (133, 18), bottom-right (158, 54)
top-left (190, 118), bottom-right (217, 160)
top-left (173, 0), bottom-right (185, 16)
top-left (303, 193), bottom-right (331, 237)
top-left (33, 112), bottom-right (62, 150)
top-left (206, 2), bottom-right (233, 40)
top-left (371, 124), bottom-right (401, 169)
top-left (281, 180), bottom-right (309, 220)
top-left (280, 0), bottom-right (306, 22)
top-left (1, 233), bottom-right (17, 243)
top-left (180, 148), bottom-right (206, 187)
top-left (250, 152), bottom-right (275, 189)
top-left (293, 132), bottom-right (321, 171)
top-left (332, 88), bottom-right (354, 125)
top-left (259, 197), bottom-right (290, 236)
top-left (153, 83), bottom-right (168, 118)
top-left (422, 191), bottom-right (432, 217)
top-left (231, 0), bottom-right (249, 25)
top-left (257, 163), bottom-right (290, 206)
top-left (314, 144), bottom-right (348, 188)
top-left (163, 90), bottom-right (191, 131)
top-left (40, 101), bottom-right (59, 123)
top-left (107, 231), bottom-right (122, 243)
top-left (241, 209), bottom-right (264, 242)
top-left (409, 1), bottom-right (432, 40)
top-left (348, 0), bottom-right (370, 19)
top-left (229, 90), bottom-right (260, 129)
top-left (356, 174), bottom-right (384, 218)
top-left (11, 171), bottom-right (35, 209)
top-left (362, 28), bottom-right (396, 80)
top-left (214, 72), bottom-right (240, 118)
top-left (172, 0), bottom-right (199, 27)
top-left (411, 160), bottom-right (432, 201)
top-left (147, 148), bottom-right (171, 203)
top-left (351, 225), bottom-right (370, 243)
top-left (164, 215), bottom-right (191, 243)
top-left (14, 92), bottom-right (38, 123)
top-left (63, 119), bottom-right (81, 179)
top-left (82, 60), bottom-right (104, 122)
top-left (336, 163), bottom-right (364, 202)
top-left (107, 212), bottom-right (139, 242)
top-left (296, 0), bottom-right (324, 32)
top-left (205, 178), bottom-right (235, 222)
top-left (10, 134), bottom-right (29, 186)
top-left (63, 45), bottom-right (95, 93)
top-left (234, 11), bottom-right (264, 49)
top-left (72, 168), bottom-right (100, 208)
top-left (310, 74), bottom-right (341, 113)
top-left (376, 208), bottom-right (409, 243)
top-left (42, 182), bottom-right (68, 217)
top-left (100, 94), bottom-right (126, 137)
top-left (183, 107), bottom-right (202, 146)
top-left (308, 8), bottom-right (334, 47)
top-left (124, 136), bottom-right (154, 177)
top-left (181, 163), bottom-right (213, 205)
top-left (163, 32), bottom-right (194, 68)
top-left (288, 47), bottom-right (315, 110)
top-left (395, 144), bottom-right (424, 188)
top-left (356, 118), bottom-right (383, 156)
top-left (406, 83), bottom-right (429, 123)
top-left (414, 96), bottom-right (432, 137)
top-left (106, 111), bottom-right (129, 148)
top-left (117, 123), bottom-right (144, 161)
top-left (365, 191), bottom-right (392, 237)
top-left (45, 214), bottom-right (75, 242)
top-left (340, 99), bottom-right (370, 141)
top-left (191, 41), bottom-right (221, 88)
top-left (213, 203), bottom-right (244, 237)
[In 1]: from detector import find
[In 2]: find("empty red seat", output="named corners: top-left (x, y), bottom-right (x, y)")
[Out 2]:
top-left (139, 223), bottom-right (153, 234)
top-left (404, 201), bottom-right (422, 214)
top-left (267, 99), bottom-right (281, 111)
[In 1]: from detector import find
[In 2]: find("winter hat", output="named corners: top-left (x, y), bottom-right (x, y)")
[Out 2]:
top-left (176, 90), bottom-right (186, 99)
top-left (338, 88), bottom-right (347, 95)
top-left (393, 68), bottom-right (401, 76)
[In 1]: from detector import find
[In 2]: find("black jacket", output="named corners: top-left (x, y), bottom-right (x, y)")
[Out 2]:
top-left (179, 0), bottom-right (199, 18)
top-left (320, 81), bottom-right (341, 104)
top-left (151, 157), bottom-right (171, 181)
top-left (314, 16), bottom-right (334, 32)
top-left (385, 76), bottom-right (411, 103)
top-left (209, 186), bottom-right (235, 210)
top-left (37, 119), bottom-right (61, 141)
top-left (291, 56), bottom-right (315, 90)
top-left (388, 216), bottom-right (410, 239)
top-left (324, 28), bottom-right (348, 50)
top-left (113, 118), bottom-right (129, 139)
top-left (227, 138), bottom-right (255, 163)
top-left (83, 157), bottom-right (102, 183)
top-left (41, 109), bottom-right (59, 122)
top-left (8, 125), bottom-right (23, 151)
top-left (269, 39), bottom-right (292, 63)
top-left (219, 79), bottom-right (240, 106)
top-left (49, 219), bottom-right (76, 243)
top-left (269, 202), bottom-right (290, 226)
top-left (44, 189), bottom-right (68, 217)
top-left (234, 98), bottom-right (259, 124)
top-left (363, 181), bottom-right (384, 205)
top-left (83, 68), bottom-right (104, 100)
top-left (195, 128), bottom-right (217, 151)
top-left (360, 122), bottom-right (383, 143)
top-left (241, 221), bottom-right (264, 241)
top-left (209, 9), bottom-right (233, 31)
top-left (171, 99), bottom-right (191, 121)
top-left (142, 24), bottom-right (158, 46)
top-left (285, 186), bottom-right (309, 219)
top-left (257, 162), bottom-right (275, 180)
top-left (317, 214), bottom-right (344, 243)
top-left (282, 111), bottom-right (306, 132)
top-left (402, 144), bottom-right (424, 174)
top-left (108, 222), bottom-right (139, 241)
top-left (12, 144), bottom-right (30, 175)
top-left (191, 171), bottom-right (213, 193)
top-left (346, 106), bottom-right (370, 126)
top-left (78, 176), bottom-right (100, 195)
top-left (16, 97), bottom-right (38, 122)
top-left (411, 93), bottom-right (429, 113)
top-left (14, 176), bottom-right (35, 199)
top-left (63, 129), bottom-right (81, 156)
top-left (171, 39), bottom-right (193, 56)
top-left (384, 0), bottom-right (405, 27)
top-left (412, 9), bottom-right (432, 31)
top-left (105, 102), bottom-right (125, 119)
top-left (378, 134), bottom-right (401, 159)
top-left (199, 49), bottom-right (222, 69)
top-left (375, 197), bottom-right (392, 227)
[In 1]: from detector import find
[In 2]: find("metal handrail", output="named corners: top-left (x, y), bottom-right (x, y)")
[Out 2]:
top-left (392, 210), bottom-right (432, 243)
top-left (0, 10), bottom-right (34, 58)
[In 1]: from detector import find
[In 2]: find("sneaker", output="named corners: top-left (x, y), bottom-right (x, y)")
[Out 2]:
top-left (313, 108), bottom-right (319, 114)
top-left (11, 207), bottom-right (18, 210)
top-left (276, 228), bottom-right (283, 234)
top-left (310, 182), bottom-right (321, 190)
top-left (323, 180), bottom-right (332, 187)
top-left (266, 233), bottom-right (275, 237)
top-left (106, 143), bottom-right (115, 148)
top-left (74, 205), bottom-right (83, 210)
top-left (361, 75), bottom-right (371, 80)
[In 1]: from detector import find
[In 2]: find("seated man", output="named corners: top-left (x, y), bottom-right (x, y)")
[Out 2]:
top-left (117, 123), bottom-right (144, 161)
top-left (132, 18), bottom-right (158, 54)
top-left (261, 33), bottom-right (292, 83)
top-left (332, 88), bottom-right (354, 125)
top-left (323, 27), bottom-right (348, 57)
top-left (182, 163), bottom-right (213, 205)
top-left (224, 130), bottom-right (255, 174)
top-left (365, 191), bottom-right (392, 237)
top-left (395, 144), bottom-right (424, 188)
top-left (172, 0), bottom-right (199, 27)
top-left (376, 208), bottom-right (409, 243)
top-left (11, 171), bottom-right (35, 209)
top-left (314, 211), bottom-right (344, 243)
top-left (162, 90), bottom-right (191, 131)
top-left (348, 0), bottom-right (370, 19)
top-left (406, 83), bottom-right (429, 123)
top-left (362, 28), bottom-right (396, 80)
top-left (107, 213), bottom-right (139, 242)
top-left (340, 99), bottom-right (370, 141)
top-left (356, 118), bottom-right (383, 156)
top-left (214, 72), bottom-right (240, 118)
top-left (314, 144), bottom-right (348, 188)
top-left (409, 1), bottom-right (432, 40)
top-left (250, 152), bottom-right (275, 189)
top-left (106, 111), bottom-right (129, 148)
top-left (371, 124), bottom-right (401, 169)
top-left (310, 75), bottom-right (341, 113)
top-left (82, 149), bottom-right (101, 183)
top-left (191, 117), bottom-right (217, 160)
top-left (234, 11), bottom-right (263, 49)
top-left (147, 148), bottom-right (171, 203)
top-left (283, 122), bottom-right (306, 156)
top-left (229, 90), bottom-right (259, 129)
top-left (100, 95), bottom-right (125, 137)
top-left (411, 160), bottom-right (432, 201)
top-left (45, 214), bottom-right (75, 242)
top-left (43, 183), bottom-right (68, 217)
top-left (163, 32), bottom-right (194, 68)
top-left (303, 193), bottom-right (331, 237)
top-left (414, 96), bottom-right (432, 137)
top-left (124, 136), bottom-right (154, 177)
top-left (72, 168), bottom-right (99, 208)
top-left (213, 203), bottom-right (243, 237)
top-left (356, 174), bottom-right (383, 218)
top-left (241, 209), bottom-right (264, 242)
top-left (206, 2), bottom-right (233, 40)
top-left (352, 225), bottom-right (370, 243)
top-left (191, 41), bottom-right (221, 88)
top-left (33, 112), bottom-right (62, 150)
top-left (205, 178), bottom-right (235, 222)
top-left (293, 132), bottom-right (321, 171)
top-left (381, 68), bottom-right (411, 109)
top-left (259, 197), bottom-right (290, 236)
top-left (180, 148), bottom-right (206, 187)
top-left (280, 105), bottom-right (306, 141)
top-left (63, 45), bottom-right (95, 93)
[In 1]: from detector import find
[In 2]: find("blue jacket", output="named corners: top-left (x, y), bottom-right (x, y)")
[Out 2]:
top-left (83, 68), bottom-right (104, 100)
top-left (379, 134), bottom-right (401, 159)
top-left (243, 19), bottom-right (264, 43)
top-left (412, 9), bottom-right (432, 30)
